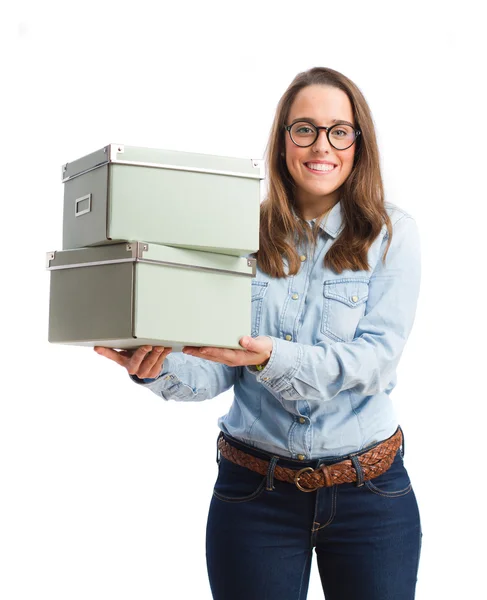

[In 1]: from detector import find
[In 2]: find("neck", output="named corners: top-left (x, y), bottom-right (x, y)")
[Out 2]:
top-left (295, 192), bottom-right (339, 221)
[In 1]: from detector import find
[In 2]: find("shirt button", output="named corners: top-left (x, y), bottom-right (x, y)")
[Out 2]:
top-left (299, 417), bottom-right (306, 424)
top-left (285, 334), bottom-right (292, 341)
top-left (351, 295), bottom-right (359, 302)
top-left (300, 255), bottom-right (307, 262)
top-left (292, 293), bottom-right (299, 300)
top-left (297, 454), bottom-right (306, 461)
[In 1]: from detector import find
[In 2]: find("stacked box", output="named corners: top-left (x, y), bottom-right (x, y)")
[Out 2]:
top-left (46, 143), bottom-right (264, 350)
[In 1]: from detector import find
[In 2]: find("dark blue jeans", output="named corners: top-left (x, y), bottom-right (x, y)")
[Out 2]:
top-left (206, 429), bottom-right (422, 600)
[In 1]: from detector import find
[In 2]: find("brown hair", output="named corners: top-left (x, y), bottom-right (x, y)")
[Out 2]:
top-left (255, 66), bottom-right (393, 278)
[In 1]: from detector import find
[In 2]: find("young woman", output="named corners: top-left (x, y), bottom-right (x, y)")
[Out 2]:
top-left (95, 66), bottom-right (422, 600)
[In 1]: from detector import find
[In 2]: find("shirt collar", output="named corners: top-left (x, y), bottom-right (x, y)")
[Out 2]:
top-left (294, 201), bottom-right (344, 239)
top-left (320, 200), bottom-right (344, 238)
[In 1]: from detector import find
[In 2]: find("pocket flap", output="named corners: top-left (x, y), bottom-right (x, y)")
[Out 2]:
top-left (324, 278), bottom-right (369, 307)
top-left (251, 281), bottom-right (268, 301)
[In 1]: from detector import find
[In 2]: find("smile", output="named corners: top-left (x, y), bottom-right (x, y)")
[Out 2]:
top-left (304, 162), bottom-right (337, 174)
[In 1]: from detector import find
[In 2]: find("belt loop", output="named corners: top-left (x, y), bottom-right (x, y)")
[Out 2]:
top-left (399, 426), bottom-right (405, 458)
top-left (266, 456), bottom-right (279, 491)
top-left (216, 432), bottom-right (222, 465)
top-left (350, 455), bottom-right (365, 487)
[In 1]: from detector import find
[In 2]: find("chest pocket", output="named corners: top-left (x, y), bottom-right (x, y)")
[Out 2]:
top-left (321, 278), bottom-right (370, 342)
top-left (251, 281), bottom-right (268, 337)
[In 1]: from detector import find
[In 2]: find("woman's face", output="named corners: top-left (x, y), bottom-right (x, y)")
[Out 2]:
top-left (284, 84), bottom-right (357, 215)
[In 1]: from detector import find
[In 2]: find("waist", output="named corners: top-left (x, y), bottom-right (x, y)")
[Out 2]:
top-left (220, 425), bottom-right (403, 470)
top-left (220, 385), bottom-right (397, 459)
top-left (218, 427), bottom-right (404, 491)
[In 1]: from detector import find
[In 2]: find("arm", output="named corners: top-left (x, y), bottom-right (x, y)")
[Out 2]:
top-left (247, 215), bottom-right (421, 402)
top-left (130, 351), bottom-right (240, 401)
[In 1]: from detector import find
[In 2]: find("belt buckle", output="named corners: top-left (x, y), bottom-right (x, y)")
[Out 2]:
top-left (294, 467), bottom-right (320, 492)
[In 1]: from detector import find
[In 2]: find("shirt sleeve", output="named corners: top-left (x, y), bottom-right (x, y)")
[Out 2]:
top-left (246, 215), bottom-right (421, 402)
top-left (129, 351), bottom-right (240, 401)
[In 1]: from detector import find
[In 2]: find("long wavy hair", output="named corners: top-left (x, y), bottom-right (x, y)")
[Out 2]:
top-left (255, 67), bottom-right (393, 278)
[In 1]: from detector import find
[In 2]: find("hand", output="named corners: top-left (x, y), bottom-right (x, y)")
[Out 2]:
top-left (94, 345), bottom-right (173, 379)
top-left (182, 336), bottom-right (272, 367)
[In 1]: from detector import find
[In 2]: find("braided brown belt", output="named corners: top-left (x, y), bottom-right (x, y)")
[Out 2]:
top-left (218, 428), bottom-right (403, 492)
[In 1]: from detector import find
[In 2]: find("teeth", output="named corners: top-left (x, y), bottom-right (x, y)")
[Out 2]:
top-left (306, 163), bottom-right (336, 171)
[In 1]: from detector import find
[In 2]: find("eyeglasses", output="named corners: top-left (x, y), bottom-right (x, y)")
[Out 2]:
top-left (284, 120), bottom-right (361, 150)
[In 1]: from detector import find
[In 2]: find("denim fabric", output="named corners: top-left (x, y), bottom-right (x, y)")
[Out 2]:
top-left (131, 201), bottom-right (421, 459)
top-left (206, 430), bottom-right (422, 600)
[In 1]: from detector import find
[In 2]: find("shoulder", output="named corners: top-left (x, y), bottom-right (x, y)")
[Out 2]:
top-left (382, 202), bottom-right (419, 243)
top-left (384, 201), bottom-right (416, 226)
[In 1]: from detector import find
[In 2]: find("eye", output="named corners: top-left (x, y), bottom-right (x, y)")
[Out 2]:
top-left (290, 122), bottom-right (317, 137)
top-left (330, 125), bottom-right (354, 138)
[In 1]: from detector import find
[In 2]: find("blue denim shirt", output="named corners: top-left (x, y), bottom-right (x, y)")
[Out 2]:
top-left (131, 201), bottom-right (421, 458)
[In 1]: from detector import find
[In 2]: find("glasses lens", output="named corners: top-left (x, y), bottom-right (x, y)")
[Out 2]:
top-left (329, 124), bottom-right (356, 149)
top-left (290, 122), bottom-right (318, 146)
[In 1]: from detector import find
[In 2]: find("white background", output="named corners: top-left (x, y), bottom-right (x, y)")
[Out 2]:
top-left (1, 1), bottom-right (485, 598)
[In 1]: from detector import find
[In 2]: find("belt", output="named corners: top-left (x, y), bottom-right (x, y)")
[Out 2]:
top-left (218, 428), bottom-right (403, 492)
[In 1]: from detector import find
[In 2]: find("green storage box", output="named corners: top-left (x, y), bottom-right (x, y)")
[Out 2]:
top-left (61, 143), bottom-right (264, 256)
top-left (46, 241), bottom-right (256, 350)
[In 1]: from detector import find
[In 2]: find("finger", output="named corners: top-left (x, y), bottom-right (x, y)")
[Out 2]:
top-left (183, 347), bottom-right (234, 365)
top-left (183, 346), bottom-right (218, 356)
top-left (126, 346), bottom-right (153, 375)
top-left (138, 346), bottom-right (166, 378)
top-left (94, 346), bottom-right (128, 367)
top-left (145, 348), bottom-right (173, 379)
top-left (199, 347), bottom-right (238, 362)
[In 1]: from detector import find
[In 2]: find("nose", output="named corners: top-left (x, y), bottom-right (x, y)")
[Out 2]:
top-left (312, 128), bottom-right (333, 153)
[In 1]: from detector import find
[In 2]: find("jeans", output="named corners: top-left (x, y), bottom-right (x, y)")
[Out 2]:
top-left (206, 429), bottom-right (422, 600)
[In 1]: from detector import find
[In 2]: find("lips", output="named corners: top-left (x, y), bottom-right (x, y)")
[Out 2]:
top-left (304, 161), bottom-right (337, 167)
top-left (304, 162), bottom-right (338, 174)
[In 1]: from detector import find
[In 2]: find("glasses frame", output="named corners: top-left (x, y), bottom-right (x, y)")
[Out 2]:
top-left (284, 120), bottom-right (362, 150)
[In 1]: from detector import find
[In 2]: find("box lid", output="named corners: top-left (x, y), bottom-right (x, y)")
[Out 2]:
top-left (62, 143), bottom-right (265, 182)
top-left (46, 241), bottom-right (257, 277)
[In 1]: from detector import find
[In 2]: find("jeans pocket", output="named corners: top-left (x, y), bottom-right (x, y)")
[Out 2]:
top-left (364, 451), bottom-right (412, 498)
top-left (321, 278), bottom-right (369, 342)
top-left (213, 457), bottom-right (267, 503)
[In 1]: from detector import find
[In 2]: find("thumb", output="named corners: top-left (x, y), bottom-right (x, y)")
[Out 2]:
top-left (239, 336), bottom-right (255, 351)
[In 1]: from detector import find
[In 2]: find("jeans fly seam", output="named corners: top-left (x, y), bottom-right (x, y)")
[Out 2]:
top-left (312, 486), bottom-right (338, 532)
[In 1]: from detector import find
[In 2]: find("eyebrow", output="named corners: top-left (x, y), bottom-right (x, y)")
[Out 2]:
top-left (291, 117), bottom-right (355, 127)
